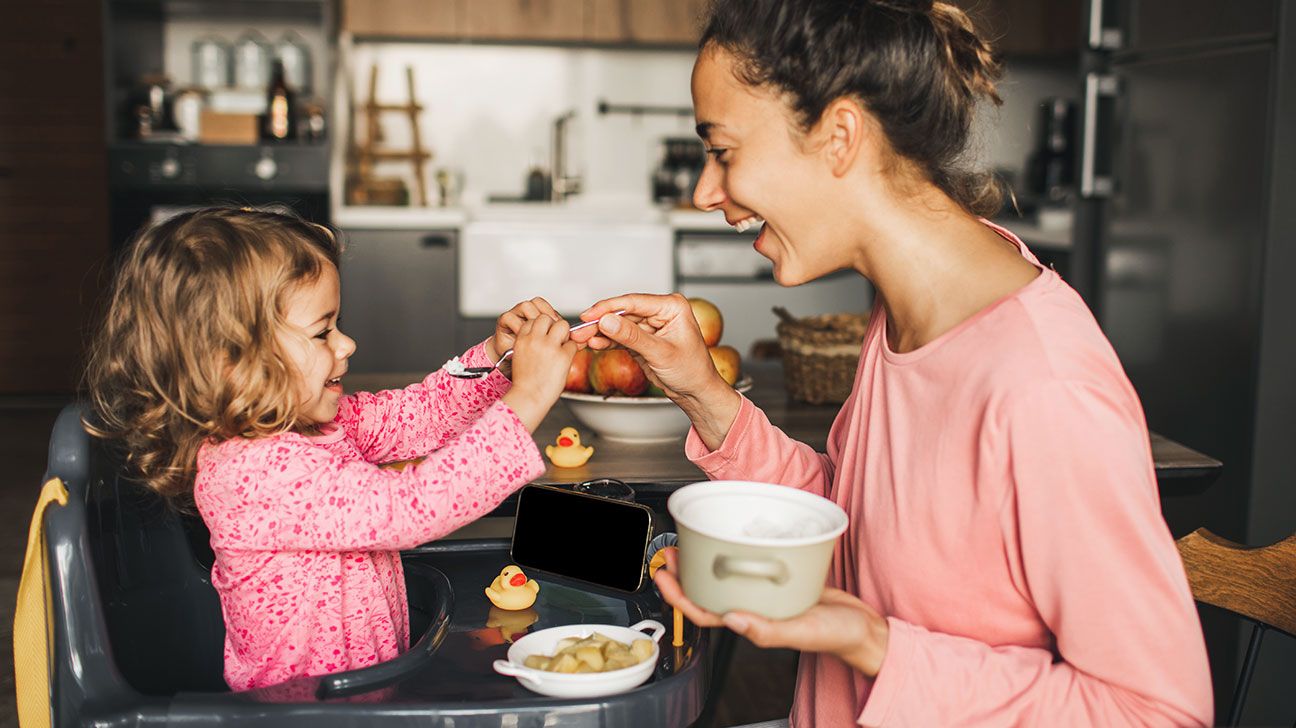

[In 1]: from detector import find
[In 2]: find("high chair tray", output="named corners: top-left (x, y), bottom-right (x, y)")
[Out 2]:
top-left (244, 539), bottom-right (706, 725)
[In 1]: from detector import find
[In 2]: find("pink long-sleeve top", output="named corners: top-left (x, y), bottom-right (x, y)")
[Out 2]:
top-left (685, 225), bottom-right (1213, 727)
top-left (194, 342), bottom-right (545, 691)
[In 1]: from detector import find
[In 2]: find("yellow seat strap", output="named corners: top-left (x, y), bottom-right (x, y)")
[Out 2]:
top-left (14, 477), bottom-right (69, 728)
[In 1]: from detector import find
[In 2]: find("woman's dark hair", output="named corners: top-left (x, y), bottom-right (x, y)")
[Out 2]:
top-left (701, 0), bottom-right (1005, 217)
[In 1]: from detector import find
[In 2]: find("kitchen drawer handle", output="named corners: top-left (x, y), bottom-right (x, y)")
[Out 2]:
top-left (420, 234), bottom-right (452, 248)
top-left (1088, 0), bottom-right (1123, 50)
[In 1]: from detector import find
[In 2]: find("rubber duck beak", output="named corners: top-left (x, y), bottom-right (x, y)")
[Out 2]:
top-left (509, 572), bottom-right (527, 587)
top-left (559, 437), bottom-right (574, 447)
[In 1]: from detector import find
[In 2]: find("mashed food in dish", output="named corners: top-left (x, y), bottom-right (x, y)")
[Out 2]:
top-left (523, 633), bottom-right (654, 673)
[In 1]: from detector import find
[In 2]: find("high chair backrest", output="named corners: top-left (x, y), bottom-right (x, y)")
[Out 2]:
top-left (41, 403), bottom-right (227, 725)
top-left (1176, 527), bottom-right (1296, 726)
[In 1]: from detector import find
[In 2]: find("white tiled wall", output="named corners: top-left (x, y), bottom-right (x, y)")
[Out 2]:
top-left (345, 42), bottom-right (1077, 207)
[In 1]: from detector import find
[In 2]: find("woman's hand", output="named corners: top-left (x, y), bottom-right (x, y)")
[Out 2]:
top-left (489, 297), bottom-right (565, 365)
top-left (572, 293), bottom-right (741, 449)
top-left (500, 316), bottom-right (577, 432)
top-left (653, 548), bottom-right (891, 677)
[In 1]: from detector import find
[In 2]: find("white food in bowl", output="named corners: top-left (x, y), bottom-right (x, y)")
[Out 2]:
top-left (493, 620), bottom-right (666, 698)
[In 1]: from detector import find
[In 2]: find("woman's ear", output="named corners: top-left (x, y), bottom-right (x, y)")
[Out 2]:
top-left (819, 97), bottom-right (868, 178)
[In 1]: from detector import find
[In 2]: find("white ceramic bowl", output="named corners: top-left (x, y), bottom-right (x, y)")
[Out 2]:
top-left (560, 377), bottom-right (752, 443)
top-left (492, 620), bottom-right (666, 698)
top-left (668, 481), bottom-right (849, 619)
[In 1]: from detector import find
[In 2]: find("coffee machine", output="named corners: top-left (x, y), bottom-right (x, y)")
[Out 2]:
top-left (652, 137), bottom-right (705, 207)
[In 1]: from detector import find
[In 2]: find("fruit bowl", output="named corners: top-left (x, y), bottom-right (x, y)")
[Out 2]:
top-left (492, 620), bottom-right (666, 698)
top-left (560, 376), bottom-right (752, 444)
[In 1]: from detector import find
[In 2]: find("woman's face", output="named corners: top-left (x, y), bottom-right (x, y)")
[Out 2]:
top-left (277, 264), bottom-right (356, 428)
top-left (690, 46), bottom-right (852, 286)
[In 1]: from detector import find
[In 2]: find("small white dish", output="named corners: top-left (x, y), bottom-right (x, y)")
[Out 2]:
top-left (560, 376), bottom-right (752, 443)
top-left (492, 620), bottom-right (666, 698)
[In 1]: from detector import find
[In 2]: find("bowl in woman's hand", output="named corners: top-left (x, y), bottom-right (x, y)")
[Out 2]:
top-left (559, 376), bottom-right (752, 444)
top-left (667, 481), bottom-right (848, 620)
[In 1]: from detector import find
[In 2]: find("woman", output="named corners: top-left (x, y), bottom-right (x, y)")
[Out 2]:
top-left (571, 0), bottom-right (1213, 725)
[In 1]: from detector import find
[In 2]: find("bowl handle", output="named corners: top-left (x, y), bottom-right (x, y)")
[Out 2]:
top-left (628, 619), bottom-right (667, 643)
top-left (493, 659), bottom-right (543, 682)
top-left (713, 554), bottom-right (790, 584)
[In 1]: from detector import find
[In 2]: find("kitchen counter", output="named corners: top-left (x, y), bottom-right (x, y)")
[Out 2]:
top-left (348, 362), bottom-right (1222, 497)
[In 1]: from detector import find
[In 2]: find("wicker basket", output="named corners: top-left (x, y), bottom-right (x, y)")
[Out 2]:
top-left (775, 310), bottom-right (870, 404)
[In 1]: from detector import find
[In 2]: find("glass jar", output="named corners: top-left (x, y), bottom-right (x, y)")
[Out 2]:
top-left (190, 35), bottom-right (230, 89)
top-left (274, 31), bottom-right (312, 94)
top-left (232, 30), bottom-right (271, 90)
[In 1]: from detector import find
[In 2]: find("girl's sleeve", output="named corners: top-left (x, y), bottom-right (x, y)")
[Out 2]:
top-left (202, 400), bottom-right (545, 552)
top-left (334, 340), bottom-right (509, 464)
top-left (856, 380), bottom-right (1213, 728)
top-left (684, 395), bottom-right (836, 498)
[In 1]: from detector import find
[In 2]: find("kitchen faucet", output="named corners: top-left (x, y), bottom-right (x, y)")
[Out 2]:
top-left (550, 110), bottom-right (582, 201)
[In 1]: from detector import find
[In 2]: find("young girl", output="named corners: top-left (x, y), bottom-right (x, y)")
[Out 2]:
top-left (84, 206), bottom-right (576, 691)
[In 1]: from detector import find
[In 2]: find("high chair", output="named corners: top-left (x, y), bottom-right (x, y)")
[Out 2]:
top-left (1176, 527), bottom-right (1296, 725)
top-left (19, 403), bottom-right (455, 726)
top-left (20, 403), bottom-right (709, 726)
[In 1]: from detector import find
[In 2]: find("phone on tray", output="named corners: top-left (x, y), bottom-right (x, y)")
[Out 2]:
top-left (511, 484), bottom-right (654, 593)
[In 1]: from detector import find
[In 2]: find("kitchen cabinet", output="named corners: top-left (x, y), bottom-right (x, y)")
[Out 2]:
top-left (0, 0), bottom-right (109, 393)
top-left (952, 0), bottom-right (1081, 58)
top-left (587, 0), bottom-right (705, 45)
top-left (342, 0), bottom-right (460, 40)
top-left (343, 0), bottom-right (702, 46)
top-left (465, 0), bottom-right (585, 42)
top-left (339, 229), bottom-right (460, 374)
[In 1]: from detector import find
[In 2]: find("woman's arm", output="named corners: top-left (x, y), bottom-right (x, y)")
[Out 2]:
top-left (197, 400), bottom-right (545, 552)
top-left (336, 340), bottom-right (509, 464)
top-left (657, 379), bottom-right (1213, 727)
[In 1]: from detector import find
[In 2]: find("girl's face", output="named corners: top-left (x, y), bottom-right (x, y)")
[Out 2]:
top-left (690, 46), bottom-right (854, 286)
top-left (277, 265), bottom-right (355, 428)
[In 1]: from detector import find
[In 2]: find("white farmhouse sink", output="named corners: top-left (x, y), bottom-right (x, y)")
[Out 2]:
top-left (459, 204), bottom-right (674, 318)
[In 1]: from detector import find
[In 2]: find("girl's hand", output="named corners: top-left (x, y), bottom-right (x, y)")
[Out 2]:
top-left (500, 316), bottom-right (577, 432)
top-left (489, 297), bottom-right (565, 364)
top-left (573, 293), bottom-right (740, 449)
top-left (653, 548), bottom-right (891, 677)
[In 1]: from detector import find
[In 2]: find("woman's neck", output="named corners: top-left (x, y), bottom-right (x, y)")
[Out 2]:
top-left (844, 185), bottom-right (1039, 354)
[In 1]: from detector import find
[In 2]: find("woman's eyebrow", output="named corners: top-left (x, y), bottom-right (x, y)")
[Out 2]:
top-left (696, 121), bottom-right (717, 140)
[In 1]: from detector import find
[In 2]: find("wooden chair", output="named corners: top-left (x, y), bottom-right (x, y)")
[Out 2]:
top-left (1176, 528), bottom-right (1296, 725)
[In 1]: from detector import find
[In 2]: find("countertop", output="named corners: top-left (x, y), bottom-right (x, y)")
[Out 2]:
top-left (348, 362), bottom-right (1221, 497)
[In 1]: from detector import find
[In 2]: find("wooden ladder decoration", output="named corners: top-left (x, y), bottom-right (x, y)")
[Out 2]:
top-left (352, 64), bottom-right (432, 206)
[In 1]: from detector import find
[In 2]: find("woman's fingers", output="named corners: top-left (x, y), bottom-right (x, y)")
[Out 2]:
top-left (653, 567), bottom-right (726, 628)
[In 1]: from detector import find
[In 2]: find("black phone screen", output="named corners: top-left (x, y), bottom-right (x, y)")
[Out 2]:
top-left (511, 485), bottom-right (653, 592)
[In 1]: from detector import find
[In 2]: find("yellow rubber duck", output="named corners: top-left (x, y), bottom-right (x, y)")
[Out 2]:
top-left (485, 565), bottom-right (540, 611)
top-left (544, 427), bottom-right (594, 468)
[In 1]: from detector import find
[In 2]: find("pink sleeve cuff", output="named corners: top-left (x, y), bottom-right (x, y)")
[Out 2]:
top-left (684, 394), bottom-right (756, 477)
top-left (857, 617), bottom-right (916, 727)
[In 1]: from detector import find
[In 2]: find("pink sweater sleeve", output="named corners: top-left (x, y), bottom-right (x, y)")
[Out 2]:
top-left (858, 380), bottom-right (1213, 728)
top-left (205, 400), bottom-right (544, 552)
top-left (684, 395), bottom-right (836, 497)
top-left (335, 341), bottom-right (509, 464)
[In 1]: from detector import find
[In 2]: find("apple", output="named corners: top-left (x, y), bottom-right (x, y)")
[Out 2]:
top-left (688, 297), bottom-right (724, 347)
top-left (708, 345), bottom-right (742, 386)
top-left (565, 348), bottom-right (593, 393)
top-left (589, 349), bottom-right (648, 396)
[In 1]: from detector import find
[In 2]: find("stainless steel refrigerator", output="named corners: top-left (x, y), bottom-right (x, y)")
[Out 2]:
top-left (1075, 1), bottom-right (1296, 723)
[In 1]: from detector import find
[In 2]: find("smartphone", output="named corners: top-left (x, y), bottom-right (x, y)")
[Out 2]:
top-left (511, 484), bottom-right (654, 593)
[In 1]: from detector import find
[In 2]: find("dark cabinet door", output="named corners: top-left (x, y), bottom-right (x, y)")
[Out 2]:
top-left (0, 0), bottom-right (110, 393)
top-left (1110, 0), bottom-right (1278, 51)
top-left (340, 229), bottom-right (459, 374)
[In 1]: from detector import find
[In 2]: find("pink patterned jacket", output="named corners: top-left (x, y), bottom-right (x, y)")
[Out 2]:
top-left (194, 342), bottom-right (544, 691)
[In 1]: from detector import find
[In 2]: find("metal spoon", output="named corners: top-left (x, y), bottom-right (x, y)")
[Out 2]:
top-left (447, 310), bottom-right (626, 379)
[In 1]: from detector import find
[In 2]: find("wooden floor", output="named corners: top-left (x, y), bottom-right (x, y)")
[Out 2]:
top-left (0, 402), bottom-right (795, 728)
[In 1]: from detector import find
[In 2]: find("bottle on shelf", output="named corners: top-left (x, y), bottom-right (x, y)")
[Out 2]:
top-left (261, 60), bottom-right (297, 142)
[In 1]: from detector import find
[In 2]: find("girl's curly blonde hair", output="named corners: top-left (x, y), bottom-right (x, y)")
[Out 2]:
top-left (83, 206), bottom-right (342, 504)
